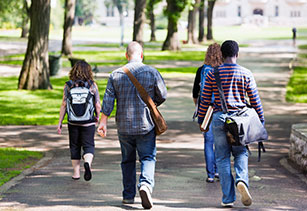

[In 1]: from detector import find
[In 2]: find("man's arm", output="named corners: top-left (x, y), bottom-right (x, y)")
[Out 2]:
top-left (98, 112), bottom-right (108, 137)
top-left (97, 76), bottom-right (116, 137)
top-left (154, 71), bottom-right (167, 106)
top-left (246, 74), bottom-right (265, 123)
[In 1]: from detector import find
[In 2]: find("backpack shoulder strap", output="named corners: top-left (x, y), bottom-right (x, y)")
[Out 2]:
top-left (258, 142), bottom-right (266, 162)
top-left (213, 67), bottom-right (228, 113)
top-left (65, 80), bottom-right (73, 88)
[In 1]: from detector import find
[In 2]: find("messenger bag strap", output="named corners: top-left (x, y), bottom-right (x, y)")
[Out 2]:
top-left (213, 67), bottom-right (228, 113)
top-left (123, 67), bottom-right (156, 109)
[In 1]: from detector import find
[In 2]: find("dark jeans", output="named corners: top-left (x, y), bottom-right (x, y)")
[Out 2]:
top-left (118, 129), bottom-right (156, 200)
top-left (68, 124), bottom-right (95, 159)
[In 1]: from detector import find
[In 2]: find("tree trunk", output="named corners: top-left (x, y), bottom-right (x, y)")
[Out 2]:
top-left (187, 1), bottom-right (199, 44)
top-left (207, 0), bottom-right (215, 40)
top-left (198, 0), bottom-right (205, 43)
top-left (18, 0), bottom-right (52, 90)
top-left (20, 0), bottom-right (30, 38)
top-left (149, 8), bottom-right (156, 41)
top-left (133, 0), bottom-right (147, 45)
top-left (21, 17), bottom-right (29, 38)
top-left (162, 14), bottom-right (179, 51)
top-left (61, 0), bottom-right (76, 56)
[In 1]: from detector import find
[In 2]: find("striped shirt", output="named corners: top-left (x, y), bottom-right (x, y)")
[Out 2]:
top-left (102, 60), bottom-right (167, 135)
top-left (198, 63), bottom-right (264, 124)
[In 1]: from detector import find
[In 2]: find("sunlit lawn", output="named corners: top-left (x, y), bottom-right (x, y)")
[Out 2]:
top-left (0, 147), bottom-right (43, 187)
top-left (0, 50), bottom-right (206, 68)
top-left (0, 76), bottom-right (109, 125)
top-left (286, 65), bottom-right (307, 103)
top-left (286, 42), bottom-right (307, 103)
top-left (2, 25), bottom-right (306, 43)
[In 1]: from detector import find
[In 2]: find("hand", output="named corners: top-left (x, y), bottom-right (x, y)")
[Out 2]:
top-left (199, 124), bottom-right (209, 133)
top-left (57, 123), bottom-right (62, 135)
top-left (95, 116), bottom-right (99, 122)
top-left (97, 123), bottom-right (107, 137)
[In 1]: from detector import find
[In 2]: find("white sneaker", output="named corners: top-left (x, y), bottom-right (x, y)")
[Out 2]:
top-left (122, 198), bottom-right (134, 204)
top-left (139, 185), bottom-right (153, 209)
top-left (237, 181), bottom-right (252, 206)
top-left (221, 202), bottom-right (234, 207)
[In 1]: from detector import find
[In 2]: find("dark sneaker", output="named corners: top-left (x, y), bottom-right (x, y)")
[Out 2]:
top-left (237, 181), bottom-right (252, 206)
top-left (206, 178), bottom-right (214, 183)
top-left (84, 162), bottom-right (92, 181)
top-left (221, 202), bottom-right (234, 207)
top-left (139, 185), bottom-right (153, 209)
top-left (214, 173), bottom-right (220, 180)
top-left (122, 198), bottom-right (134, 204)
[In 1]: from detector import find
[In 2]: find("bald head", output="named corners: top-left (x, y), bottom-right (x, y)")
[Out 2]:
top-left (126, 41), bottom-right (143, 61)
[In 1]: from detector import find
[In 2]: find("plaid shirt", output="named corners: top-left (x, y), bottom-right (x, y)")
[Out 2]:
top-left (102, 60), bottom-right (167, 135)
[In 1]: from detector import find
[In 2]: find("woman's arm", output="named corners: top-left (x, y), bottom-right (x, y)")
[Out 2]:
top-left (57, 85), bottom-right (67, 134)
top-left (192, 66), bottom-right (202, 104)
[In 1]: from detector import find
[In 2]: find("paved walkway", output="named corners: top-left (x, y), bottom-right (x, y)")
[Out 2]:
top-left (0, 40), bottom-right (307, 210)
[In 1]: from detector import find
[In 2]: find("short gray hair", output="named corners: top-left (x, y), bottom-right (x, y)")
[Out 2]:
top-left (126, 41), bottom-right (143, 58)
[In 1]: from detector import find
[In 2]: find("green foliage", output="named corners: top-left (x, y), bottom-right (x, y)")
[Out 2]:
top-left (164, 0), bottom-right (187, 24)
top-left (146, 0), bottom-right (162, 19)
top-left (0, 76), bottom-right (109, 125)
top-left (0, 0), bottom-right (23, 28)
top-left (75, 0), bottom-right (98, 25)
top-left (0, 147), bottom-right (43, 186)
top-left (50, 0), bottom-right (64, 29)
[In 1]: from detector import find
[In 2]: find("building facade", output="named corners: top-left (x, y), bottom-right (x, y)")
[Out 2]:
top-left (213, 0), bottom-right (307, 26)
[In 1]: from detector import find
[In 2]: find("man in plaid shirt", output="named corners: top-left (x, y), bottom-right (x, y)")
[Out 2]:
top-left (98, 41), bottom-right (167, 209)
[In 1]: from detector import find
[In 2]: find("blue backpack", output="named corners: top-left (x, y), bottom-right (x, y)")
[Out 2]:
top-left (193, 65), bottom-right (215, 121)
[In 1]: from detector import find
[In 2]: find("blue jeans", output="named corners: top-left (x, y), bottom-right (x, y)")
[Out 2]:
top-left (212, 111), bottom-right (249, 204)
top-left (203, 123), bottom-right (217, 178)
top-left (118, 129), bottom-right (156, 200)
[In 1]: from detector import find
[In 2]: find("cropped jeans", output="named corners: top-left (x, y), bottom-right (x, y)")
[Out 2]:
top-left (118, 129), bottom-right (156, 200)
top-left (211, 111), bottom-right (249, 204)
top-left (203, 123), bottom-right (217, 179)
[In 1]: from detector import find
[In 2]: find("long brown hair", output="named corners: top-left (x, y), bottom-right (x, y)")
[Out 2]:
top-left (204, 43), bottom-right (223, 67)
top-left (69, 60), bottom-right (94, 82)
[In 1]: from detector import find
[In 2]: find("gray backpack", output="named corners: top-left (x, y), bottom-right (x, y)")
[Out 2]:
top-left (66, 80), bottom-right (95, 124)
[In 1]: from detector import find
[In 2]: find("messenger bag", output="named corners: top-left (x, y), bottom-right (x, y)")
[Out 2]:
top-left (123, 67), bottom-right (167, 135)
top-left (214, 67), bottom-right (268, 161)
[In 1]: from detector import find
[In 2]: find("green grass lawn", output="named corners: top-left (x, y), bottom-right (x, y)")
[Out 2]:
top-left (0, 50), bottom-right (206, 68)
top-left (0, 147), bottom-right (43, 187)
top-left (286, 44), bottom-right (307, 103)
top-left (0, 77), bottom-right (108, 125)
top-left (286, 65), bottom-right (307, 103)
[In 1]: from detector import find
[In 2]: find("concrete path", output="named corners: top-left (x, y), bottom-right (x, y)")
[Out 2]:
top-left (1, 41), bottom-right (307, 210)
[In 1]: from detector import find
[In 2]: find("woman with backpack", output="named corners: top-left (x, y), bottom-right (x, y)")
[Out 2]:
top-left (192, 43), bottom-right (223, 183)
top-left (57, 60), bottom-right (101, 181)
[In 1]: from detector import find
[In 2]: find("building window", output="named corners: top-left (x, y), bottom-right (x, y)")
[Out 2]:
top-left (106, 6), bottom-right (114, 17)
top-left (275, 6), bottom-right (279, 17)
top-left (291, 11), bottom-right (301, 17)
top-left (238, 6), bottom-right (241, 17)
top-left (216, 10), bottom-right (226, 18)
